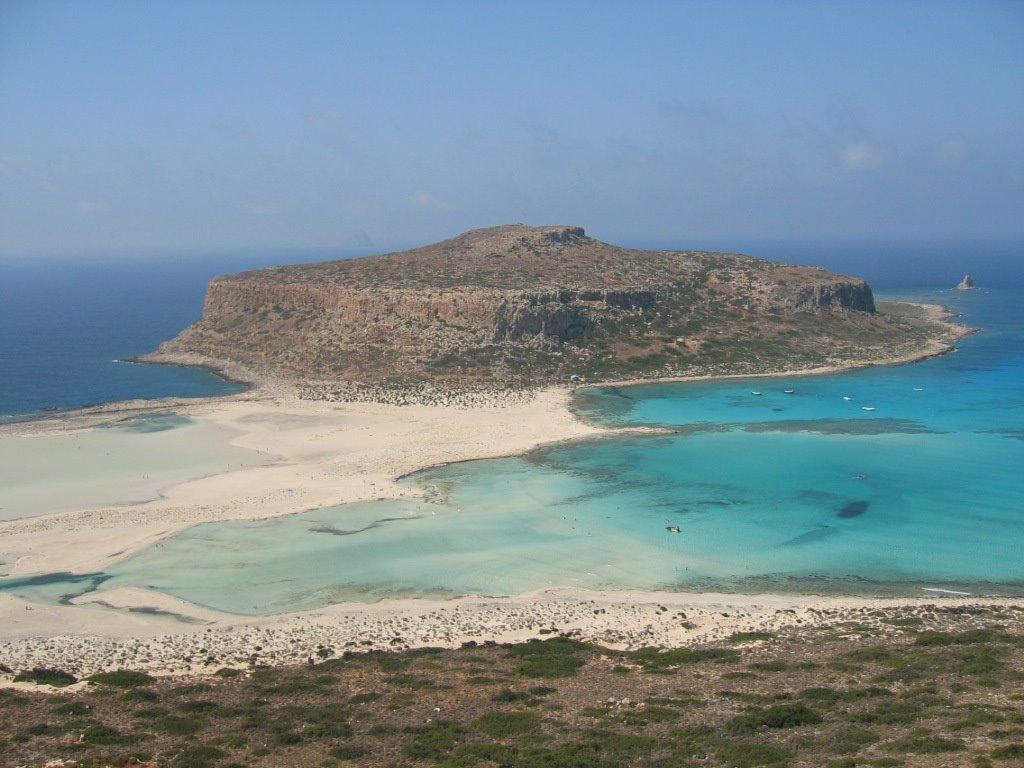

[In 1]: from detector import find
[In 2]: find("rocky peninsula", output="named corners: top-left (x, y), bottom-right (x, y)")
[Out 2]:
top-left (147, 224), bottom-right (956, 403)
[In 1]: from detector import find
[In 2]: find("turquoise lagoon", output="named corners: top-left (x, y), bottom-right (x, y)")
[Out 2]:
top-left (3, 288), bottom-right (1023, 614)
top-left (0, 414), bottom-right (269, 523)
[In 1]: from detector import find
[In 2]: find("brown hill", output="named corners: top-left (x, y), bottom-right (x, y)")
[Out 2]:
top-left (152, 224), bottom-right (951, 397)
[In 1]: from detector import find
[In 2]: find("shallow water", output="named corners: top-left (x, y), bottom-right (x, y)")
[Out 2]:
top-left (3, 288), bottom-right (1023, 612)
top-left (0, 414), bottom-right (269, 522)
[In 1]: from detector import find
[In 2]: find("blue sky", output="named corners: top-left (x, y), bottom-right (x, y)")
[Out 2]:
top-left (1, 0), bottom-right (1022, 257)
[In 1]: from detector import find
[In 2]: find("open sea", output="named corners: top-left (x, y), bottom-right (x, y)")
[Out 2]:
top-left (1, 239), bottom-right (1021, 613)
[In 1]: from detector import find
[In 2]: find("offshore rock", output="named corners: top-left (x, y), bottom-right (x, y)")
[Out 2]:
top-left (957, 274), bottom-right (976, 290)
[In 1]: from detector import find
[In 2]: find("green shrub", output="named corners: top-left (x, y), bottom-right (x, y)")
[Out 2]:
top-left (958, 647), bottom-right (1008, 675)
top-left (24, 722), bottom-right (64, 737)
top-left (52, 701), bottom-right (91, 716)
top-left (472, 710), bottom-right (541, 737)
top-left (514, 654), bottom-right (584, 678)
top-left (492, 689), bottom-right (531, 703)
top-left (176, 699), bottom-right (219, 713)
top-left (13, 668), bottom-right (77, 687)
top-left (273, 729), bottom-right (302, 745)
top-left (825, 726), bottom-right (880, 755)
top-left (716, 741), bottom-right (795, 767)
top-left (87, 670), bottom-right (155, 688)
top-left (627, 646), bottom-right (739, 670)
top-left (619, 704), bottom-right (681, 725)
top-left (154, 715), bottom-right (204, 735)
top-left (506, 637), bottom-right (589, 658)
top-left (453, 743), bottom-right (514, 764)
top-left (295, 703), bottom-right (353, 739)
top-left (887, 730), bottom-right (966, 753)
top-left (799, 686), bottom-right (892, 703)
top-left (515, 731), bottom-right (659, 766)
top-left (402, 721), bottom-right (466, 761)
top-left (507, 637), bottom-right (588, 679)
top-left (722, 671), bottom-right (759, 680)
top-left (329, 744), bottom-right (368, 761)
top-left (726, 703), bottom-right (823, 733)
top-left (133, 705), bottom-right (170, 719)
top-left (914, 629), bottom-right (1004, 646)
top-left (81, 723), bottom-right (132, 745)
top-left (173, 744), bottom-right (226, 768)
top-left (992, 743), bottom-right (1024, 760)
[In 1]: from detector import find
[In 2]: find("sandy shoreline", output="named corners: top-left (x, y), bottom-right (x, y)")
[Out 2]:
top-left (0, 301), bottom-right (1002, 681)
top-left (3, 586), bottom-right (1019, 682)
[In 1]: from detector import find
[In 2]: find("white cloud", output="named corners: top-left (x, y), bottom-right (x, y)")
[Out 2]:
top-left (840, 141), bottom-right (885, 171)
top-left (935, 136), bottom-right (968, 164)
top-left (409, 190), bottom-right (447, 210)
top-left (250, 203), bottom-right (280, 217)
top-left (77, 200), bottom-right (109, 216)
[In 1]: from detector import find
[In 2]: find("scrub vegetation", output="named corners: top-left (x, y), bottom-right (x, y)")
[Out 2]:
top-left (3, 604), bottom-right (1024, 767)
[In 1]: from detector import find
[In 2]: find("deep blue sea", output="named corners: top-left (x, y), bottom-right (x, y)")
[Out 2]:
top-left (0, 249), bottom-right (351, 420)
top-left (1, 239), bottom-right (1021, 612)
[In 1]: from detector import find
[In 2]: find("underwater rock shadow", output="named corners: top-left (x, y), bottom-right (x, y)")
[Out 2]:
top-left (742, 418), bottom-right (939, 436)
top-left (309, 516), bottom-right (420, 537)
top-left (781, 526), bottom-right (839, 547)
top-left (838, 500), bottom-right (870, 518)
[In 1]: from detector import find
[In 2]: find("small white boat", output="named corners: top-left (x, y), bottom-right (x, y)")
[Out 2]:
top-left (861, 406), bottom-right (876, 412)
top-left (666, 526), bottom-right (681, 534)
top-left (783, 389), bottom-right (795, 394)
top-left (843, 396), bottom-right (852, 401)
top-left (913, 387), bottom-right (924, 391)
top-left (751, 391), bottom-right (762, 396)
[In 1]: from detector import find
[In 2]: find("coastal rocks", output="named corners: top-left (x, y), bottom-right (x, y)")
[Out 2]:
top-left (957, 274), bottom-right (976, 290)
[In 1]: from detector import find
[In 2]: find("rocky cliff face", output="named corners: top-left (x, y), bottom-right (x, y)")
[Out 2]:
top-left (769, 280), bottom-right (876, 312)
top-left (155, 224), bottom-right (891, 390)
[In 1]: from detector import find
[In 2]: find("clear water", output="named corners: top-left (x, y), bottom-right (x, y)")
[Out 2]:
top-left (0, 414), bottom-right (271, 523)
top-left (4, 284), bottom-right (1022, 613)
top-left (0, 250), bottom-right (350, 420)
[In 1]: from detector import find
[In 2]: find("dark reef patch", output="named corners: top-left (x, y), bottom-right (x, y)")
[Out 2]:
top-left (838, 501), bottom-right (870, 519)
top-left (309, 516), bottom-right (418, 537)
top-left (742, 418), bottom-right (938, 436)
top-left (781, 526), bottom-right (838, 547)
